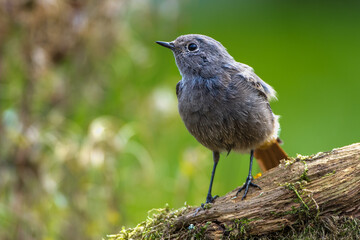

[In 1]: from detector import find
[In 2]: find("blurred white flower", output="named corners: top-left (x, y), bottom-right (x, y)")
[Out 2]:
top-left (42, 174), bottom-right (57, 194)
top-left (89, 116), bottom-right (117, 142)
top-left (151, 87), bottom-right (177, 116)
top-left (90, 148), bottom-right (105, 167)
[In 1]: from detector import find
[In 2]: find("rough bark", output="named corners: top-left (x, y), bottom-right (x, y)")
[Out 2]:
top-left (170, 143), bottom-right (360, 238)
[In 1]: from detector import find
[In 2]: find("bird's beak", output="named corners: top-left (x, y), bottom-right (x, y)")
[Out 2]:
top-left (156, 41), bottom-right (175, 50)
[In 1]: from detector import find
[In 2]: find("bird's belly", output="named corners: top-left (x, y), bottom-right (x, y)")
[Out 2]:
top-left (179, 101), bottom-right (273, 153)
top-left (177, 80), bottom-right (275, 153)
top-left (181, 110), bottom-right (228, 150)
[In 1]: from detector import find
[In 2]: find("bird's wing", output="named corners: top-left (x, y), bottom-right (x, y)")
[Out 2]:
top-left (223, 62), bottom-right (277, 101)
top-left (176, 81), bottom-right (182, 98)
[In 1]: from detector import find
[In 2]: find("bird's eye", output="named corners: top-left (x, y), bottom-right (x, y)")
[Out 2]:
top-left (187, 43), bottom-right (198, 51)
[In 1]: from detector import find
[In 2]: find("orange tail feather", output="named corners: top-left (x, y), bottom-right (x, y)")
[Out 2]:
top-left (254, 139), bottom-right (288, 172)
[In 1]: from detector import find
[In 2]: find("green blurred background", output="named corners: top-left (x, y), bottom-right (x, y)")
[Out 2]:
top-left (1, 0), bottom-right (359, 239)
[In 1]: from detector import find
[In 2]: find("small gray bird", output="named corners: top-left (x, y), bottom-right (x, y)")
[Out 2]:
top-left (156, 34), bottom-right (287, 204)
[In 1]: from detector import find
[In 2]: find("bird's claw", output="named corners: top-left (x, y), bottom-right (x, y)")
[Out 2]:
top-left (193, 195), bottom-right (218, 216)
top-left (236, 176), bottom-right (261, 200)
top-left (206, 194), bottom-right (218, 204)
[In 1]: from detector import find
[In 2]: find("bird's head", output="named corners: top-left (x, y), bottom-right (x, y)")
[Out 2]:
top-left (156, 34), bottom-right (233, 78)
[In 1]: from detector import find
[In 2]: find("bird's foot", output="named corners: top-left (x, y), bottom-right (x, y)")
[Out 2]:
top-left (236, 175), bottom-right (261, 200)
top-left (206, 194), bottom-right (219, 204)
top-left (194, 194), bottom-right (218, 216)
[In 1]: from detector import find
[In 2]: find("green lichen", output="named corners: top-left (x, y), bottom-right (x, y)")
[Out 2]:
top-left (223, 218), bottom-right (253, 239)
top-left (323, 170), bottom-right (336, 177)
top-left (197, 221), bottom-right (211, 238)
top-left (300, 160), bottom-right (310, 182)
top-left (105, 204), bottom-right (189, 240)
top-left (284, 182), bottom-right (309, 211)
top-left (276, 159), bottom-right (313, 218)
top-left (296, 154), bottom-right (309, 161)
top-left (185, 221), bottom-right (212, 239)
top-left (282, 157), bottom-right (296, 167)
top-left (235, 218), bottom-right (251, 235)
top-left (312, 151), bottom-right (325, 159)
top-left (249, 216), bottom-right (359, 240)
top-left (275, 180), bottom-right (314, 221)
top-left (202, 203), bottom-right (212, 210)
top-left (279, 179), bottom-right (322, 226)
top-left (227, 216), bottom-right (360, 240)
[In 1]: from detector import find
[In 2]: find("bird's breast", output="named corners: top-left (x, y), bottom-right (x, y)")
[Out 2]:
top-left (177, 77), bottom-right (224, 117)
top-left (176, 76), bottom-right (277, 152)
top-left (177, 77), bottom-right (234, 151)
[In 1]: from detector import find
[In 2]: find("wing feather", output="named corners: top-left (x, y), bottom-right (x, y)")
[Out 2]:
top-left (223, 62), bottom-right (277, 101)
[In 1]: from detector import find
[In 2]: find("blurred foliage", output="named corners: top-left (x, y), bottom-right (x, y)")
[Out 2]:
top-left (0, 0), bottom-right (359, 239)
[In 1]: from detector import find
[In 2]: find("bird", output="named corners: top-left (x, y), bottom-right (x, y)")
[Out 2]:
top-left (156, 34), bottom-right (288, 204)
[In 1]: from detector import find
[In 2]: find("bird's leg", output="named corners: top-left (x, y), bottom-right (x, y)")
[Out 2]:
top-left (194, 151), bottom-right (220, 216)
top-left (236, 149), bottom-right (261, 200)
top-left (205, 151), bottom-right (220, 204)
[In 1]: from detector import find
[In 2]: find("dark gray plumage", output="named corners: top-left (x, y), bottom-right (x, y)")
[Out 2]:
top-left (156, 34), bottom-right (283, 204)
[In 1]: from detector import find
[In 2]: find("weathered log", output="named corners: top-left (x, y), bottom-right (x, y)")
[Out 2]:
top-left (107, 143), bottom-right (360, 239)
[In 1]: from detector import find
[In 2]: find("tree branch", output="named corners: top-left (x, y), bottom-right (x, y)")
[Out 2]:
top-left (108, 143), bottom-right (360, 239)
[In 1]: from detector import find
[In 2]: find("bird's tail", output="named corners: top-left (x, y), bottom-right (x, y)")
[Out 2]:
top-left (254, 138), bottom-right (288, 172)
